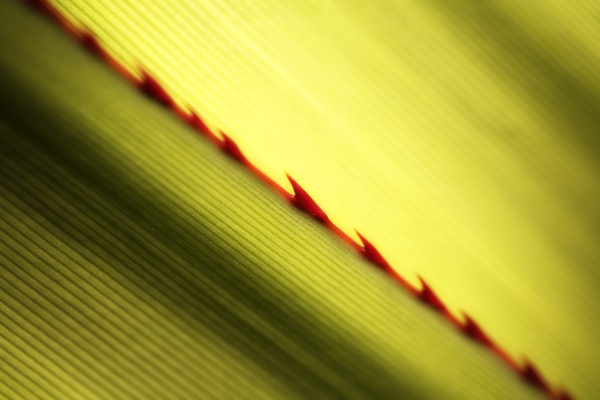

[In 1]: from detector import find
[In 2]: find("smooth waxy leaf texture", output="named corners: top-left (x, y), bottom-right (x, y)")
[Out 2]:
top-left (0, 1), bottom-right (555, 399)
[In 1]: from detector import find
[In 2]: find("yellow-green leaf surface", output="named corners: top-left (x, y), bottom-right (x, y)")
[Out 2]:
top-left (0, 2), bottom-right (554, 398)
top-left (43, 0), bottom-right (600, 398)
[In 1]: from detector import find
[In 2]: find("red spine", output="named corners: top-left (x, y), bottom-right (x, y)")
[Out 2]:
top-left (22, 1), bottom-right (573, 398)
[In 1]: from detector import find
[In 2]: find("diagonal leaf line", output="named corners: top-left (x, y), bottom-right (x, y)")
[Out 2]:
top-left (0, 141), bottom-right (286, 396)
top-left (0, 328), bottom-right (85, 399)
top-left (25, 3), bottom-right (567, 397)
top-left (0, 269), bottom-right (142, 398)
top-left (1, 145), bottom-right (370, 398)
top-left (0, 328), bottom-right (64, 400)
top-left (0, 246), bottom-right (177, 397)
top-left (3, 1), bottom-right (579, 398)
top-left (0, 112), bottom-right (418, 362)
top-left (0, 305), bottom-right (123, 399)
top-left (0, 167), bottom-right (332, 396)
top-left (0, 355), bottom-right (52, 400)
top-left (0, 277), bottom-right (131, 399)
top-left (0, 222), bottom-right (205, 397)
top-left (1, 138), bottom-right (440, 396)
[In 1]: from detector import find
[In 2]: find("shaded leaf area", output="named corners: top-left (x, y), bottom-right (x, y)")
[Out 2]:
top-left (0, 2), bottom-right (546, 399)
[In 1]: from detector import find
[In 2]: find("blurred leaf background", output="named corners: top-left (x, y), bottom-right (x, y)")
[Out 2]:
top-left (1, 0), bottom-right (599, 398)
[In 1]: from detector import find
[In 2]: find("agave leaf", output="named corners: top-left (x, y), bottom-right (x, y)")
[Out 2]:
top-left (45, 0), bottom-right (600, 397)
top-left (0, 1), bottom-right (557, 398)
top-left (47, 0), bottom-right (600, 397)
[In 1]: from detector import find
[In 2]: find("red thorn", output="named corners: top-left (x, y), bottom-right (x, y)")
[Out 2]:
top-left (23, 0), bottom-right (78, 37)
top-left (521, 360), bottom-right (549, 391)
top-left (417, 277), bottom-right (447, 312)
top-left (220, 131), bottom-right (248, 164)
top-left (24, 0), bottom-right (55, 17)
top-left (25, 2), bottom-right (574, 397)
top-left (355, 231), bottom-right (393, 272)
top-left (79, 29), bottom-right (105, 57)
top-left (172, 104), bottom-right (189, 121)
top-left (287, 175), bottom-right (329, 223)
top-left (355, 232), bottom-right (414, 291)
top-left (188, 110), bottom-right (212, 136)
top-left (462, 313), bottom-right (493, 346)
top-left (555, 390), bottom-right (573, 400)
top-left (188, 110), bottom-right (221, 145)
top-left (139, 68), bottom-right (173, 107)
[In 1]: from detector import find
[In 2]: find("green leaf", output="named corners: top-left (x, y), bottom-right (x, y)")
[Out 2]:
top-left (0, 2), bottom-right (551, 399)
top-left (46, 6), bottom-right (600, 398)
